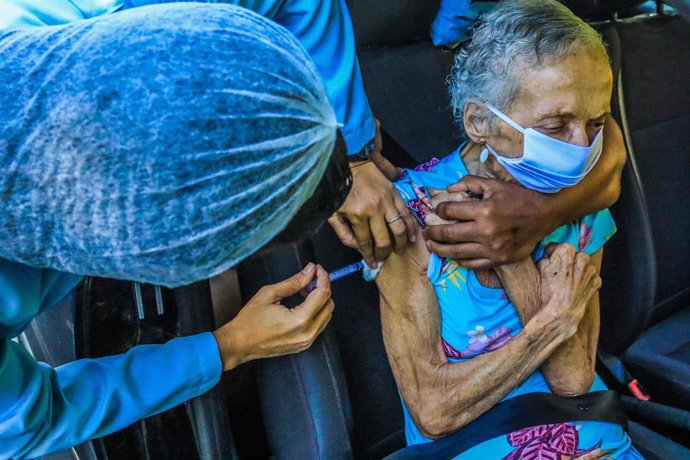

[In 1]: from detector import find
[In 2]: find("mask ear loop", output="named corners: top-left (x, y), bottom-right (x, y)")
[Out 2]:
top-left (484, 103), bottom-right (525, 134)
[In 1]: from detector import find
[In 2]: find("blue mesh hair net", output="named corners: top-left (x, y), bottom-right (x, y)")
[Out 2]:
top-left (0, 4), bottom-right (338, 287)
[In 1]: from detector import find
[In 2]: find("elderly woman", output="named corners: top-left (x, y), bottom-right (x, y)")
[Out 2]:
top-left (376, 0), bottom-right (642, 458)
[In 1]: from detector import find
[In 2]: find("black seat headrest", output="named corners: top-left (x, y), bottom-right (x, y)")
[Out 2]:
top-left (560, 0), bottom-right (646, 19)
top-left (345, 0), bottom-right (441, 47)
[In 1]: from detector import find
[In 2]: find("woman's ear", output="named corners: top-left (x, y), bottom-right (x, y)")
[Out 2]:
top-left (463, 101), bottom-right (492, 143)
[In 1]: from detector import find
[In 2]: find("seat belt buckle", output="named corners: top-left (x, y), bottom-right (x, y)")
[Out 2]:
top-left (628, 379), bottom-right (651, 401)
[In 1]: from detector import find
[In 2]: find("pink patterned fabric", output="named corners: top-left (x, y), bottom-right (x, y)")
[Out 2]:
top-left (503, 423), bottom-right (602, 460)
top-left (578, 221), bottom-right (594, 251)
top-left (414, 157), bottom-right (441, 172)
top-left (442, 326), bottom-right (513, 359)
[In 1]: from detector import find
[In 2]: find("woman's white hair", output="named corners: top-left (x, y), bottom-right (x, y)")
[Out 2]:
top-left (449, 0), bottom-right (607, 128)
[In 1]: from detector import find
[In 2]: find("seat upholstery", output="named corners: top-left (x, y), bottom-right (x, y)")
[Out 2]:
top-left (596, 23), bottom-right (657, 355)
top-left (625, 308), bottom-right (690, 408)
top-left (613, 15), bottom-right (690, 321)
top-left (237, 240), bottom-right (354, 460)
top-left (358, 43), bottom-right (458, 163)
top-left (602, 13), bottom-right (690, 408)
top-left (628, 421), bottom-right (690, 459)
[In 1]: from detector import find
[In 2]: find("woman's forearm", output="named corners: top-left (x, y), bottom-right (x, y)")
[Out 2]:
top-left (495, 251), bottom-right (602, 396)
top-left (376, 240), bottom-right (572, 439)
top-left (537, 250), bottom-right (603, 395)
top-left (379, 290), bottom-right (569, 439)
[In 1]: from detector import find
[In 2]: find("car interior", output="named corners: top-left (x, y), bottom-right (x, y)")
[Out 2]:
top-left (19, 0), bottom-right (690, 458)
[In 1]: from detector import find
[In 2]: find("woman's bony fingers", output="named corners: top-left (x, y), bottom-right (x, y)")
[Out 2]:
top-left (573, 251), bottom-right (590, 280)
top-left (543, 243), bottom-right (560, 257)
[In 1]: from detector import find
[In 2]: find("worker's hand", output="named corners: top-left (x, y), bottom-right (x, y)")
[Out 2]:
top-left (328, 121), bottom-right (416, 267)
top-left (213, 263), bottom-right (334, 371)
top-left (423, 176), bottom-right (558, 268)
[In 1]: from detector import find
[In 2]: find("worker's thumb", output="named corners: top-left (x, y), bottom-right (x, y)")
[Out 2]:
top-left (262, 263), bottom-right (316, 302)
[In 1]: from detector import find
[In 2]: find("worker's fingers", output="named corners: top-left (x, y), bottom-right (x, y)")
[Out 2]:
top-left (375, 154), bottom-right (400, 181)
top-left (393, 193), bottom-right (417, 244)
top-left (433, 200), bottom-right (484, 223)
top-left (370, 214), bottom-right (393, 262)
top-left (329, 214), bottom-right (358, 249)
top-left (445, 175), bottom-right (493, 196)
top-left (306, 298), bottom-right (335, 341)
top-left (294, 265), bottom-right (332, 317)
top-left (258, 263), bottom-right (317, 302)
top-left (388, 213), bottom-right (409, 250)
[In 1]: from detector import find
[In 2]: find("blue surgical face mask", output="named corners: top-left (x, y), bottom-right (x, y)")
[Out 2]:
top-left (483, 103), bottom-right (604, 193)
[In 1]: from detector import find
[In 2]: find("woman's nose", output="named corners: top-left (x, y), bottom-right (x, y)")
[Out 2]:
top-left (569, 126), bottom-right (591, 147)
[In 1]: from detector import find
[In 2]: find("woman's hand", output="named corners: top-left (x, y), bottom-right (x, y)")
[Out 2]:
top-left (537, 243), bottom-right (602, 339)
top-left (212, 263), bottom-right (334, 371)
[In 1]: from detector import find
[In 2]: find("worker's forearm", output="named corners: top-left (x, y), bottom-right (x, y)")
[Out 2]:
top-left (546, 117), bottom-right (625, 228)
top-left (495, 252), bottom-right (602, 396)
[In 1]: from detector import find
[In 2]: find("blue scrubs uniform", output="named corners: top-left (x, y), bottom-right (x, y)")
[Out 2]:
top-left (0, 0), bottom-right (376, 155)
top-left (0, 0), bottom-right (375, 457)
top-left (431, 0), bottom-right (496, 48)
top-left (0, 259), bottom-right (222, 459)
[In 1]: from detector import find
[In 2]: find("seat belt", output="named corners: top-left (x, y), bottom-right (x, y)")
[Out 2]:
top-left (597, 352), bottom-right (651, 401)
top-left (385, 390), bottom-right (628, 460)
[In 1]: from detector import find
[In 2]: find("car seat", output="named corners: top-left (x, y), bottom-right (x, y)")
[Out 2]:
top-left (598, 7), bottom-right (690, 412)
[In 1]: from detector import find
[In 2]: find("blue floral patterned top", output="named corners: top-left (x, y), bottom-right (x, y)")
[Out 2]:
top-left (393, 147), bottom-right (642, 459)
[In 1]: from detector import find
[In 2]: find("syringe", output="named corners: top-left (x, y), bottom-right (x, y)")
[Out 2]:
top-left (305, 260), bottom-right (367, 293)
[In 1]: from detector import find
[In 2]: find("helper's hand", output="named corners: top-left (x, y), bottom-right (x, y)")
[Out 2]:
top-left (213, 263), bottom-right (334, 371)
top-left (423, 176), bottom-right (558, 268)
top-left (329, 162), bottom-right (416, 267)
top-left (329, 119), bottom-right (416, 267)
top-left (538, 243), bottom-right (601, 338)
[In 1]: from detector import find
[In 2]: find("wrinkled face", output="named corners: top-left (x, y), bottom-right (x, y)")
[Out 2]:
top-left (486, 44), bottom-right (613, 159)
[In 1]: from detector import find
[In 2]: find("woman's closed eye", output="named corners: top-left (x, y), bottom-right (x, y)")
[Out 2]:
top-left (537, 124), bottom-right (564, 135)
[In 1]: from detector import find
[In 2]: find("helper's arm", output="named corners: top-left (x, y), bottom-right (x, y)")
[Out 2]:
top-left (426, 117), bottom-right (626, 266)
top-left (376, 230), bottom-right (597, 439)
top-left (494, 247), bottom-right (603, 397)
top-left (544, 118), bottom-right (625, 228)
